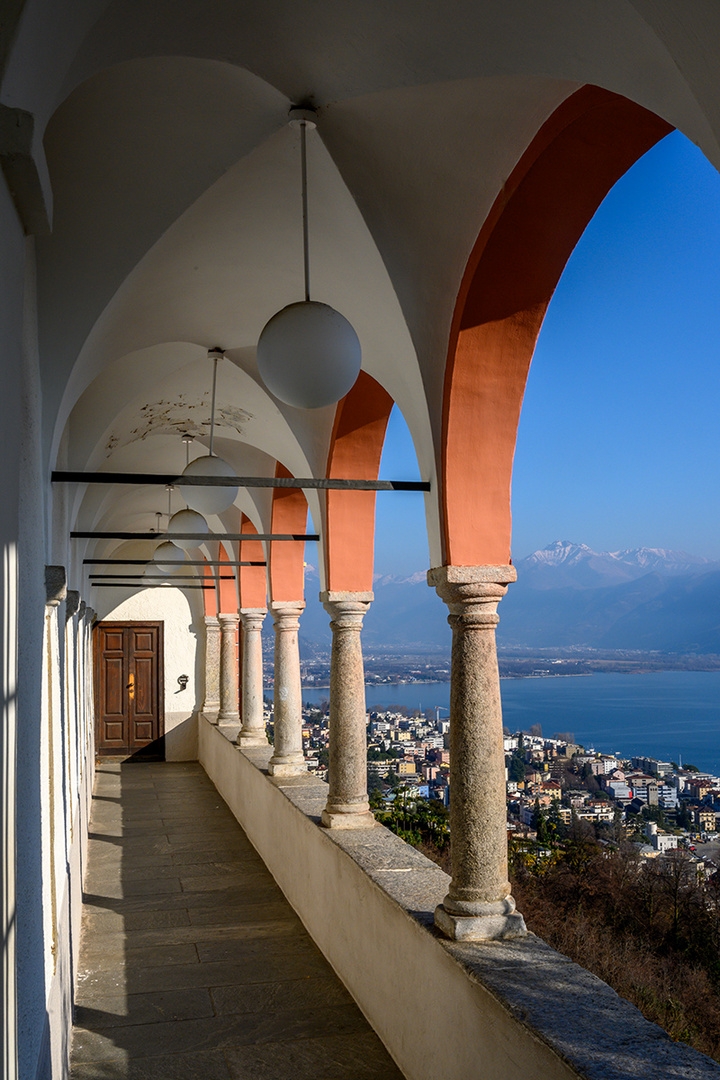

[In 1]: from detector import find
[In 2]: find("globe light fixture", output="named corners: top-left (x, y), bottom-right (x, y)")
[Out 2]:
top-left (257, 300), bottom-right (361, 409)
top-left (167, 508), bottom-right (209, 549)
top-left (256, 106), bottom-right (361, 409)
top-left (181, 350), bottom-right (239, 513)
top-left (151, 541), bottom-right (186, 574)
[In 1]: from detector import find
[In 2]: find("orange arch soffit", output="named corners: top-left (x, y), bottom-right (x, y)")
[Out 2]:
top-left (217, 543), bottom-right (237, 613)
top-left (442, 85), bottom-right (672, 567)
top-left (202, 556), bottom-right (218, 617)
top-left (239, 516), bottom-right (268, 609)
top-left (325, 371), bottom-right (394, 593)
top-left (269, 463), bottom-right (308, 604)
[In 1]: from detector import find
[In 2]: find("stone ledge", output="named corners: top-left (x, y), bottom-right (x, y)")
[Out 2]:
top-left (204, 718), bottom-right (720, 1080)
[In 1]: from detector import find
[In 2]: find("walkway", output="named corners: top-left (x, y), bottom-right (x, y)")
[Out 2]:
top-left (71, 761), bottom-right (405, 1079)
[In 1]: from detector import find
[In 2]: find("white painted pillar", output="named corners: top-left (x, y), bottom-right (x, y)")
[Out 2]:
top-left (320, 592), bottom-right (375, 829)
top-left (237, 609), bottom-right (267, 747)
top-left (202, 615), bottom-right (221, 721)
top-left (428, 565), bottom-right (526, 941)
top-left (217, 613), bottom-right (240, 722)
top-left (268, 601), bottom-right (306, 775)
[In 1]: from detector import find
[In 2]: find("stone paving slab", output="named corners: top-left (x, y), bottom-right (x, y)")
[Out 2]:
top-left (71, 762), bottom-right (405, 1079)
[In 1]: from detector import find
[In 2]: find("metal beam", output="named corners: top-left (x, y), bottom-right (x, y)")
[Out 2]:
top-left (89, 574), bottom-right (237, 581)
top-left (91, 583), bottom-right (215, 589)
top-left (83, 559), bottom-right (266, 567)
top-left (52, 470), bottom-right (430, 492)
top-left (71, 532), bottom-right (318, 541)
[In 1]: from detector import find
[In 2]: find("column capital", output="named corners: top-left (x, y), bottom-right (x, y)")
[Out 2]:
top-left (240, 608), bottom-right (267, 633)
top-left (217, 611), bottom-right (240, 626)
top-left (320, 591), bottom-right (372, 630)
top-left (428, 565), bottom-right (515, 625)
top-left (204, 614), bottom-right (220, 628)
top-left (270, 600), bottom-right (305, 631)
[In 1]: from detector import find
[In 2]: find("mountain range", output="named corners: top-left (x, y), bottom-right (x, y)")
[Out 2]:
top-left (295, 541), bottom-right (720, 655)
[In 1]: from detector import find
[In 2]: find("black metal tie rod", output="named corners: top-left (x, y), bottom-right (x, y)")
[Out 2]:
top-left (53, 471), bottom-right (429, 491)
top-left (83, 559), bottom-right (266, 567)
top-left (71, 532), bottom-right (318, 541)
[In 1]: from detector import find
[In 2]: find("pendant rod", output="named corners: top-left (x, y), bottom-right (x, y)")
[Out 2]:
top-left (301, 119), bottom-right (310, 302)
top-left (208, 350), bottom-right (220, 456)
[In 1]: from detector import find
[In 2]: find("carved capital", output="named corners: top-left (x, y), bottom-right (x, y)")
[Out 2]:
top-left (319, 591), bottom-right (372, 631)
top-left (428, 565), bottom-right (515, 627)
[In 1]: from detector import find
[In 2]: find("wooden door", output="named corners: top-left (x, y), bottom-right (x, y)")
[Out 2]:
top-left (95, 622), bottom-right (164, 757)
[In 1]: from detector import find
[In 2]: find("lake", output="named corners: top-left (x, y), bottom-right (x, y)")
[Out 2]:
top-left (301, 671), bottom-right (720, 776)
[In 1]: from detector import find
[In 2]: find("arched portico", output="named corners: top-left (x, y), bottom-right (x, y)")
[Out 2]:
top-left (432, 86), bottom-right (673, 940)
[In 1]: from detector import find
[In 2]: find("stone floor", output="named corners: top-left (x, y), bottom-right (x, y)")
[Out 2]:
top-left (70, 761), bottom-right (406, 1079)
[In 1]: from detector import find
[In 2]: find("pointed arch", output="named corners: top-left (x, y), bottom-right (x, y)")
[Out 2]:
top-left (269, 464), bottom-right (308, 604)
top-left (325, 372), bottom-right (394, 593)
top-left (442, 86), bottom-right (672, 566)
top-left (238, 517), bottom-right (268, 609)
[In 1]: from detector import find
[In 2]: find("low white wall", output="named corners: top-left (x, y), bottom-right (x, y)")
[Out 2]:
top-left (199, 717), bottom-right (720, 1080)
top-left (96, 585), bottom-right (202, 760)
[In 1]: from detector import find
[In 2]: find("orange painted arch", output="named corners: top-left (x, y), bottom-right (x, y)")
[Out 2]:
top-left (238, 516), bottom-right (268, 609)
top-left (325, 371), bottom-right (394, 593)
top-left (269, 463), bottom-right (308, 604)
top-left (442, 86), bottom-right (672, 567)
top-left (217, 543), bottom-right (238, 614)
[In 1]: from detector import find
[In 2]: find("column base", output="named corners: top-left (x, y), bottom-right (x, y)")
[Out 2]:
top-left (321, 808), bottom-right (377, 829)
top-left (237, 730), bottom-right (269, 748)
top-left (217, 712), bottom-right (239, 723)
top-left (434, 903), bottom-right (527, 941)
top-left (267, 758), bottom-right (306, 776)
top-left (201, 710), bottom-right (220, 725)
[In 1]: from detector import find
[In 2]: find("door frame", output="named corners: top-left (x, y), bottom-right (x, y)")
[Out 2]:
top-left (93, 620), bottom-right (165, 757)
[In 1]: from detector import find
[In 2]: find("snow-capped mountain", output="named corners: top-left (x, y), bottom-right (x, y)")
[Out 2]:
top-left (518, 541), bottom-right (710, 591)
top-left (291, 543), bottom-right (720, 654)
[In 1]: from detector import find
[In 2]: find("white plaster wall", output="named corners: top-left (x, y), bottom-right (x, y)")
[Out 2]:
top-left (96, 585), bottom-right (203, 759)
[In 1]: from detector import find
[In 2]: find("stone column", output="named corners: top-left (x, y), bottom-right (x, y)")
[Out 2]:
top-left (428, 565), bottom-right (526, 941)
top-left (268, 601), bottom-right (306, 775)
top-left (237, 609), bottom-right (268, 747)
top-left (320, 592), bottom-right (375, 829)
top-left (202, 615), bottom-right (221, 721)
top-left (217, 612), bottom-right (240, 722)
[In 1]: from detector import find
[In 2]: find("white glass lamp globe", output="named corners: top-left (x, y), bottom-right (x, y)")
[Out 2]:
top-left (181, 455), bottom-right (238, 515)
top-left (151, 542), bottom-right (186, 575)
top-left (167, 508), bottom-right (208, 550)
top-left (256, 300), bottom-right (361, 409)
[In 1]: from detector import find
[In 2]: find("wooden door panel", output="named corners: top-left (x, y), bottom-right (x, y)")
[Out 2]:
top-left (103, 657), bottom-right (125, 715)
top-left (95, 622), bottom-right (164, 757)
top-left (133, 655), bottom-right (154, 716)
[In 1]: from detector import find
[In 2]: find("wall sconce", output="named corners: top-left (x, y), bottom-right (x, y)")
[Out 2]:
top-left (177, 674), bottom-right (189, 690)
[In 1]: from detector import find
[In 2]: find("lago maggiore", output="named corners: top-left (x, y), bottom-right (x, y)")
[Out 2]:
top-left (302, 670), bottom-right (720, 778)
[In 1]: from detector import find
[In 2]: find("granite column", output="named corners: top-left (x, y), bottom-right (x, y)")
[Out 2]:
top-left (237, 609), bottom-right (267, 746)
top-left (203, 615), bottom-right (221, 721)
top-left (428, 565), bottom-right (526, 941)
top-left (320, 592), bottom-right (375, 829)
top-left (217, 612), bottom-right (240, 723)
top-left (268, 601), bottom-right (306, 775)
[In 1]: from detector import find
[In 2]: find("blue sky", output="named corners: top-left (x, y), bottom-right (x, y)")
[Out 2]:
top-left (373, 130), bottom-right (720, 576)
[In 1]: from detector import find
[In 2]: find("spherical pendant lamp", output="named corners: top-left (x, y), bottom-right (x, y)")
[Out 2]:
top-left (167, 508), bottom-right (208, 550)
top-left (151, 542), bottom-right (186, 574)
top-left (257, 300), bottom-right (361, 409)
top-left (181, 455), bottom-right (238, 515)
top-left (256, 107), bottom-right (361, 410)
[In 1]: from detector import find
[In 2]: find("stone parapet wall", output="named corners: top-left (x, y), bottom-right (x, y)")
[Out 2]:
top-left (198, 715), bottom-right (720, 1080)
